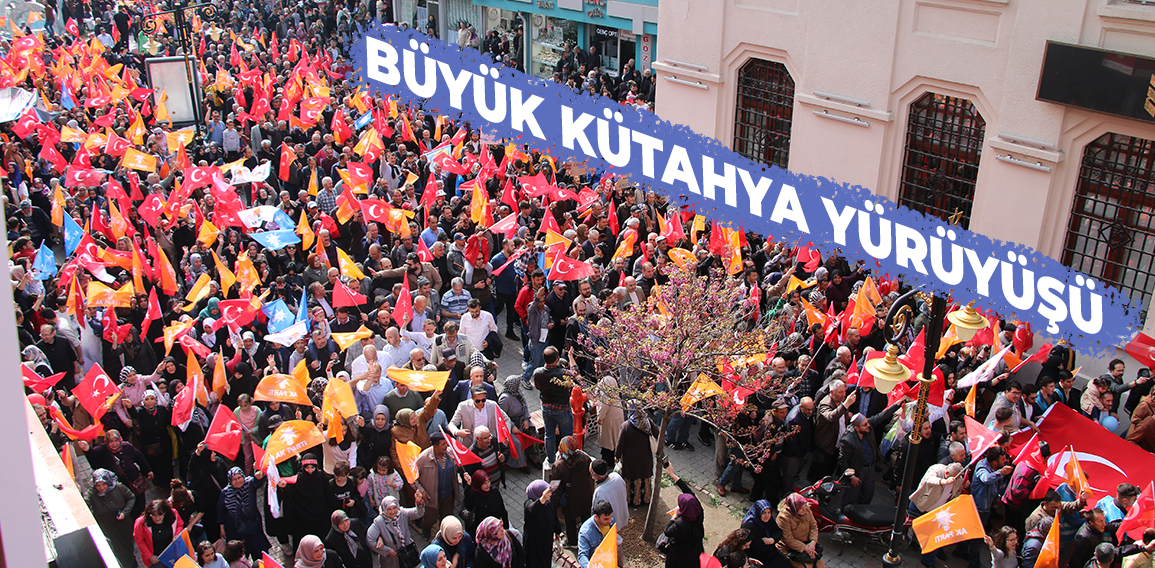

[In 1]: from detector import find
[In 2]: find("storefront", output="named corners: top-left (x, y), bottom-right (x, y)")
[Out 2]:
top-left (469, 0), bottom-right (657, 80)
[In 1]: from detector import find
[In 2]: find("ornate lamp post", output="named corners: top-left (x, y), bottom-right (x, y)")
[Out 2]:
top-left (140, 0), bottom-right (218, 133)
top-left (870, 292), bottom-right (989, 567)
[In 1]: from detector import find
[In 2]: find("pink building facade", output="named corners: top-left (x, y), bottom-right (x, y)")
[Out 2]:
top-left (653, 0), bottom-right (1155, 350)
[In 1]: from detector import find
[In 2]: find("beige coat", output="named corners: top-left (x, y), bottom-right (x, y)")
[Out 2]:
top-left (595, 377), bottom-right (625, 451)
top-left (776, 502), bottom-right (818, 555)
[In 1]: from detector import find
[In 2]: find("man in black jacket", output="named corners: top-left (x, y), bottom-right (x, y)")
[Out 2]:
top-left (781, 397), bottom-right (815, 492)
top-left (837, 401), bottom-right (901, 507)
top-left (533, 346), bottom-right (572, 463)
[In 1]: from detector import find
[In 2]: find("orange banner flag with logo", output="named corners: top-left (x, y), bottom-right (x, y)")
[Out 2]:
top-left (212, 351), bottom-right (228, 398)
top-left (588, 524), bottom-right (618, 568)
top-left (86, 281), bottom-right (134, 307)
top-left (322, 377), bottom-right (358, 420)
top-left (331, 325), bottom-right (373, 351)
top-left (681, 373), bottom-right (726, 411)
top-left (254, 374), bottom-right (312, 406)
top-left (387, 367), bottom-right (449, 392)
top-left (1035, 508), bottom-right (1061, 568)
top-left (261, 420), bottom-right (325, 468)
top-left (912, 494), bottom-right (985, 554)
top-left (1063, 449), bottom-right (1094, 500)
top-left (394, 440), bottom-right (422, 484)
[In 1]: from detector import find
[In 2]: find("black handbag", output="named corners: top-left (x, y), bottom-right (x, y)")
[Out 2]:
top-left (656, 519), bottom-right (675, 554)
top-left (397, 543), bottom-right (420, 568)
top-left (785, 544), bottom-right (823, 565)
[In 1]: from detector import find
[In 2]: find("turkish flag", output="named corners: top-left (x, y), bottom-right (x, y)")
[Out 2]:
top-left (12, 109), bottom-right (38, 139)
top-left (65, 168), bottom-right (106, 188)
top-left (489, 212), bottom-right (519, 237)
top-left (518, 173), bottom-right (551, 198)
top-left (1029, 403), bottom-right (1155, 507)
top-left (433, 152), bottom-right (468, 175)
top-left (141, 287), bottom-right (162, 336)
top-left (213, 299), bottom-right (259, 331)
top-left (138, 194), bottom-right (166, 228)
top-left (795, 245), bottom-right (822, 273)
top-left (73, 364), bottom-right (121, 419)
top-left (1013, 323), bottom-right (1034, 354)
top-left (1125, 333), bottom-right (1155, 371)
top-left (360, 199), bottom-right (392, 223)
top-left (549, 253), bottom-right (594, 281)
top-left (333, 281), bottom-right (367, 308)
top-left (964, 416), bottom-right (1002, 464)
top-left (439, 426), bottom-right (482, 466)
top-left (392, 274), bottom-right (413, 330)
top-left (22, 366), bottom-right (66, 392)
top-left (1119, 481), bottom-right (1155, 542)
top-left (205, 405), bottom-right (245, 460)
top-left (48, 406), bottom-right (105, 442)
top-left (416, 238), bottom-right (434, 263)
top-left (899, 329), bottom-right (926, 374)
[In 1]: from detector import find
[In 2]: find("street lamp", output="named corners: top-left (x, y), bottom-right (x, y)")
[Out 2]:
top-left (140, 0), bottom-right (218, 134)
top-left (875, 288), bottom-right (944, 568)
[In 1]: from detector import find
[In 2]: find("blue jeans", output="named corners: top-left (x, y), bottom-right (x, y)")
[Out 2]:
top-left (522, 340), bottom-right (546, 383)
top-left (542, 405), bottom-right (574, 463)
top-left (667, 412), bottom-right (695, 445)
top-left (718, 446), bottom-right (745, 490)
top-left (908, 502), bottom-right (936, 567)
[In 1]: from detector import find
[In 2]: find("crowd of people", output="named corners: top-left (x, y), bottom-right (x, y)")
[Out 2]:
top-left (6, 1), bottom-right (1155, 568)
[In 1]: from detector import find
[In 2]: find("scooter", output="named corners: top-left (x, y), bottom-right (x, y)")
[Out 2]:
top-left (798, 469), bottom-right (912, 547)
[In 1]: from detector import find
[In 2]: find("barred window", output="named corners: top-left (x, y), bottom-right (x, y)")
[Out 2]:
top-left (733, 59), bottom-right (794, 169)
top-left (898, 93), bottom-right (986, 229)
top-left (1062, 132), bottom-right (1155, 321)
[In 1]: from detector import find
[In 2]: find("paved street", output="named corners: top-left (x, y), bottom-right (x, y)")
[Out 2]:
top-left (70, 307), bottom-right (973, 567)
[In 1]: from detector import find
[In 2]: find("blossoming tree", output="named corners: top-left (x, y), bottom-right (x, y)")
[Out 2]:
top-left (577, 264), bottom-right (799, 540)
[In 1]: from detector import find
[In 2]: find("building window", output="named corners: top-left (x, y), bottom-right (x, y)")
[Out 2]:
top-left (733, 59), bottom-right (794, 169)
top-left (898, 93), bottom-right (986, 229)
top-left (1062, 132), bottom-right (1155, 321)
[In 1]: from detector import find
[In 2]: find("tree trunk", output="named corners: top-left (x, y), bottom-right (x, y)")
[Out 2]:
top-left (643, 409), bottom-right (673, 542)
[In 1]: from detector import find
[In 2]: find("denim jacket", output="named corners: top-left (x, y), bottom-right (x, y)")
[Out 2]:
top-left (972, 458), bottom-right (1007, 512)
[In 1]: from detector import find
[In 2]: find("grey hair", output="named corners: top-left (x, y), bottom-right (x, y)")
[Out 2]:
top-left (829, 379), bottom-right (846, 392)
top-left (451, 277), bottom-right (464, 287)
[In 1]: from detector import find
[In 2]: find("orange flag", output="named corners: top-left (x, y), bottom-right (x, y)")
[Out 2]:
top-left (387, 367), bottom-right (449, 392)
top-left (964, 384), bottom-right (977, 417)
top-left (212, 250), bottom-right (236, 295)
top-left (297, 209), bottom-right (315, 250)
top-left (291, 359), bottom-right (311, 391)
top-left (156, 246), bottom-right (179, 294)
top-left (667, 248), bottom-right (696, 271)
top-left (86, 281), bottom-right (134, 307)
top-left (1035, 507), bottom-right (1060, 568)
top-left (331, 325), bottom-right (373, 351)
top-left (181, 273), bottom-right (213, 311)
top-left (161, 319), bottom-right (196, 356)
top-left (1063, 449), bottom-right (1093, 499)
top-left (120, 147), bottom-right (156, 172)
top-left (186, 351), bottom-right (209, 407)
top-left (261, 420), bottom-right (325, 468)
top-left (61, 444), bottom-right (75, 480)
top-left (197, 218), bottom-right (219, 247)
top-left (212, 351), bottom-right (228, 398)
top-left (799, 297), bottom-right (827, 327)
top-left (681, 373), bottom-right (726, 411)
top-left (394, 440), bottom-right (422, 484)
top-left (254, 374), bottom-right (312, 406)
top-left (912, 494), bottom-right (985, 554)
top-left (234, 251), bottom-right (261, 292)
top-left (588, 524), bottom-right (618, 568)
top-left (322, 377), bottom-right (357, 420)
top-left (861, 276), bottom-right (882, 305)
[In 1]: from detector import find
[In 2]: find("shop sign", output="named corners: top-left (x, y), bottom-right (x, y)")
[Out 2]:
top-left (536, 0), bottom-right (554, 8)
top-left (594, 25), bottom-right (617, 38)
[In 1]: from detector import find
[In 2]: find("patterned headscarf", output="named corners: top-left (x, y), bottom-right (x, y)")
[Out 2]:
top-left (380, 495), bottom-right (401, 526)
top-left (501, 376), bottom-right (527, 416)
top-left (118, 366), bottom-right (136, 382)
top-left (742, 500), bottom-right (774, 535)
top-left (784, 493), bottom-right (808, 517)
top-left (475, 517), bottom-right (512, 568)
top-left (92, 469), bottom-right (118, 496)
top-left (558, 436), bottom-right (577, 460)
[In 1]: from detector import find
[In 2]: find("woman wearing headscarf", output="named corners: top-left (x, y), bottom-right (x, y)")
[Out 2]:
top-left (84, 468), bottom-right (137, 568)
top-left (661, 468), bottom-right (705, 568)
top-left (776, 493), bottom-right (824, 568)
top-left (593, 376), bottom-right (625, 465)
top-left (462, 470), bottom-right (508, 538)
top-left (233, 393), bottom-right (262, 475)
top-left (616, 408), bottom-right (656, 506)
top-left (294, 534), bottom-right (342, 568)
top-left (217, 467), bottom-right (272, 559)
top-left (474, 517), bottom-right (525, 568)
top-left (522, 480), bottom-right (561, 568)
top-left (133, 499), bottom-right (185, 568)
top-left (549, 435), bottom-right (594, 549)
top-left (433, 516), bottom-right (475, 568)
top-left (282, 453), bottom-right (339, 549)
top-left (22, 345), bottom-right (53, 377)
top-left (421, 544), bottom-right (448, 568)
top-left (325, 510), bottom-right (372, 568)
top-left (187, 441), bottom-right (230, 546)
top-left (496, 376), bottom-right (530, 470)
top-left (131, 389), bottom-right (174, 488)
top-left (359, 405), bottom-right (394, 472)
top-left (741, 500), bottom-right (790, 568)
top-left (367, 494), bottom-right (426, 568)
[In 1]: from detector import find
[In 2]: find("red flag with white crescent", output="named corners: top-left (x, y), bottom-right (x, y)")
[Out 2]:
top-left (439, 426), bottom-right (482, 465)
top-left (205, 405), bottom-right (245, 460)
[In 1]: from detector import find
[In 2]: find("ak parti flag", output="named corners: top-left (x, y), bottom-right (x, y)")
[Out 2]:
top-left (912, 494), bottom-right (984, 554)
top-left (1035, 508), bottom-right (1061, 568)
top-left (254, 374), bottom-right (313, 405)
top-left (261, 420), bottom-right (325, 468)
top-left (394, 440), bottom-right (422, 484)
top-left (681, 373), bottom-right (726, 410)
top-left (588, 524), bottom-right (618, 568)
top-left (1063, 449), bottom-right (1094, 499)
top-left (386, 367), bottom-right (449, 392)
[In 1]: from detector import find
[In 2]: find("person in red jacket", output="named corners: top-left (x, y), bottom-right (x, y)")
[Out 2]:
top-left (133, 499), bottom-right (185, 567)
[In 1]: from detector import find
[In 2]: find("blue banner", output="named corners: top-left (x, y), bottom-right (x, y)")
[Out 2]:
top-left (347, 25), bottom-right (1138, 349)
